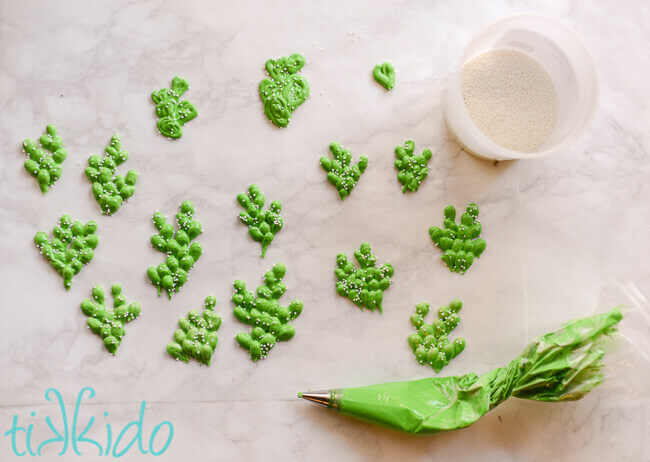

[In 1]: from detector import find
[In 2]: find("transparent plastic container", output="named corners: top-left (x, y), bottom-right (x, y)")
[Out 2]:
top-left (444, 14), bottom-right (598, 160)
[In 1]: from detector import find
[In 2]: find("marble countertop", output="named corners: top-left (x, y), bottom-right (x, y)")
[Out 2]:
top-left (1, 0), bottom-right (649, 460)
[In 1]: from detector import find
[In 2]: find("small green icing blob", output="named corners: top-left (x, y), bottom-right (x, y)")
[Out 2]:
top-left (320, 142), bottom-right (368, 200)
top-left (81, 283), bottom-right (141, 355)
top-left (237, 184), bottom-right (283, 258)
top-left (259, 53), bottom-right (310, 127)
top-left (147, 201), bottom-right (202, 299)
top-left (408, 300), bottom-right (465, 373)
top-left (335, 242), bottom-right (394, 313)
top-left (85, 135), bottom-right (138, 215)
top-left (151, 76), bottom-right (197, 139)
top-left (429, 203), bottom-right (486, 274)
top-left (232, 263), bottom-right (303, 362)
top-left (167, 295), bottom-right (222, 366)
top-left (34, 215), bottom-right (99, 291)
top-left (22, 124), bottom-right (67, 194)
top-left (373, 62), bottom-right (395, 90)
top-left (395, 140), bottom-right (432, 193)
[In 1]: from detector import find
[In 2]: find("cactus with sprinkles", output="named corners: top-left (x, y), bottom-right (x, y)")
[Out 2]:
top-left (85, 134), bottom-right (138, 215)
top-left (408, 300), bottom-right (466, 373)
top-left (335, 242), bottom-right (394, 313)
top-left (259, 53), bottom-right (310, 127)
top-left (147, 201), bottom-right (202, 299)
top-left (429, 203), bottom-right (486, 274)
top-left (151, 76), bottom-right (198, 139)
top-left (394, 140), bottom-right (432, 193)
top-left (237, 184), bottom-right (283, 258)
top-left (34, 214), bottom-right (99, 291)
top-left (320, 142), bottom-right (368, 200)
top-left (22, 124), bottom-right (67, 194)
top-left (167, 296), bottom-right (222, 366)
top-left (81, 284), bottom-right (141, 355)
top-left (232, 263), bottom-right (303, 362)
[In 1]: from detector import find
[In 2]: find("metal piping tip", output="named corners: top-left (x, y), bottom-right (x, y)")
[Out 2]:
top-left (298, 390), bottom-right (332, 407)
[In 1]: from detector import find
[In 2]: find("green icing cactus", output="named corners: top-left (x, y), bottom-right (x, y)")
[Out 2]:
top-left (232, 263), bottom-right (303, 362)
top-left (237, 184), bottom-right (283, 258)
top-left (80, 284), bottom-right (141, 355)
top-left (34, 215), bottom-right (99, 291)
top-left (167, 296), bottom-right (222, 366)
top-left (320, 142), bottom-right (368, 200)
top-left (22, 124), bottom-right (67, 194)
top-left (373, 61), bottom-right (395, 90)
top-left (408, 300), bottom-right (466, 373)
top-left (335, 242), bottom-right (394, 313)
top-left (259, 53), bottom-right (310, 128)
top-left (147, 201), bottom-right (203, 299)
top-left (151, 76), bottom-right (198, 139)
top-left (85, 135), bottom-right (138, 215)
top-left (429, 203), bottom-right (486, 274)
top-left (394, 140), bottom-right (432, 193)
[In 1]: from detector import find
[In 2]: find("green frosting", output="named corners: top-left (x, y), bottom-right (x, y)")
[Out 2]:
top-left (335, 242), bottom-right (394, 313)
top-left (408, 300), bottom-right (465, 373)
top-left (167, 296), bottom-right (222, 366)
top-left (394, 140), bottom-right (432, 193)
top-left (259, 53), bottom-right (309, 127)
top-left (34, 215), bottom-right (98, 291)
top-left (22, 124), bottom-right (67, 194)
top-left (373, 62), bottom-right (395, 90)
top-left (232, 263), bottom-right (303, 362)
top-left (237, 184), bottom-right (283, 258)
top-left (85, 135), bottom-right (138, 215)
top-left (147, 201), bottom-right (202, 299)
top-left (151, 76), bottom-right (197, 139)
top-left (80, 284), bottom-right (141, 355)
top-left (326, 308), bottom-right (623, 435)
top-left (320, 142), bottom-right (368, 200)
top-left (429, 203), bottom-right (486, 274)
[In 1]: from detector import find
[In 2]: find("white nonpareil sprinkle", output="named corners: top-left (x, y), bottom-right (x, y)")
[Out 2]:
top-left (462, 49), bottom-right (558, 153)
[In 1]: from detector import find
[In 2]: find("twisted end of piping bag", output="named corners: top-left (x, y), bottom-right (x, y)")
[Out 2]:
top-left (297, 308), bottom-right (623, 435)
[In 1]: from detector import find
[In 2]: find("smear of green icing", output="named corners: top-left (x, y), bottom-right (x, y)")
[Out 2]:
top-left (34, 215), bottom-right (99, 291)
top-left (320, 142), bottom-right (368, 200)
top-left (408, 300), bottom-right (465, 373)
top-left (81, 283), bottom-right (141, 355)
top-left (232, 263), bottom-right (303, 362)
top-left (259, 53), bottom-right (310, 127)
top-left (85, 135), bottom-right (138, 215)
top-left (395, 140), bottom-right (432, 193)
top-left (335, 242), bottom-right (394, 313)
top-left (328, 308), bottom-right (623, 435)
top-left (22, 124), bottom-right (67, 194)
top-left (373, 62), bottom-right (395, 90)
top-left (167, 296), bottom-right (222, 366)
top-left (429, 203), bottom-right (486, 274)
top-left (237, 184), bottom-right (283, 258)
top-left (151, 76), bottom-right (197, 139)
top-left (147, 201), bottom-right (202, 299)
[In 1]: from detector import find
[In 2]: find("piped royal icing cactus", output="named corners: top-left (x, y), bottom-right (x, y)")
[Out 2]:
top-left (259, 53), bottom-right (310, 127)
top-left (394, 140), bottom-right (432, 193)
top-left (151, 76), bottom-right (198, 139)
top-left (85, 135), bottom-right (138, 215)
top-left (408, 300), bottom-right (466, 373)
top-left (167, 296), bottom-right (222, 366)
top-left (335, 242), bottom-right (394, 313)
top-left (22, 124), bottom-right (67, 194)
top-left (34, 215), bottom-right (98, 291)
top-left (429, 203), bottom-right (486, 274)
top-left (320, 142), bottom-right (368, 200)
top-left (237, 184), bottom-right (283, 258)
top-left (147, 201), bottom-right (202, 299)
top-left (373, 61), bottom-right (395, 90)
top-left (81, 284), bottom-right (141, 355)
top-left (232, 263), bottom-right (303, 362)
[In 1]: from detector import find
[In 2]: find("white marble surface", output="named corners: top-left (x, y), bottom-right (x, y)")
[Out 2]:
top-left (1, 0), bottom-right (649, 460)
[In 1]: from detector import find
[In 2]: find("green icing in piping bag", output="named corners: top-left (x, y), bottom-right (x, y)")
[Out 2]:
top-left (22, 124), bottom-right (67, 194)
top-left (259, 53), bottom-right (310, 127)
top-left (151, 76), bottom-right (197, 139)
top-left (373, 62), bottom-right (395, 90)
top-left (167, 296), bottom-right (222, 366)
top-left (320, 142), bottom-right (368, 200)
